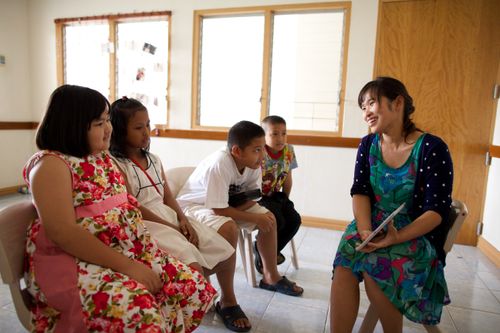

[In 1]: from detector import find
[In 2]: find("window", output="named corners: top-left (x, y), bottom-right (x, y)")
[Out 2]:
top-left (56, 12), bottom-right (171, 126)
top-left (192, 3), bottom-right (350, 135)
top-left (198, 15), bottom-right (264, 127)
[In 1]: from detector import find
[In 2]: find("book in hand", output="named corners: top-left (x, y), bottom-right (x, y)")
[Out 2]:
top-left (228, 189), bottom-right (262, 207)
top-left (355, 202), bottom-right (406, 251)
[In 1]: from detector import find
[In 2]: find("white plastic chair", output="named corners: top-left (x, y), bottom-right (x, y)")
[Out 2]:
top-left (238, 228), bottom-right (299, 287)
top-left (358, 200), bottom-right (468, 333)
top-left (165, 166), bottom-right (299, 288)
top-left (165, 166), bottom-right (196, 198)
top-left (0, 200), bottom-right (37, 331)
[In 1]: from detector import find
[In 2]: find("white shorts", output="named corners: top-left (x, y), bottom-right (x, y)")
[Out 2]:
top-left (182, 203), bottom-right (269, 231)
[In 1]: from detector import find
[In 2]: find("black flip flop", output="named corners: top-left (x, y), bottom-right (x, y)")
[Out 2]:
top-left (259, 276), bottom-right (304, 297)
top-left (253, 241), bottom-right (263, 274)
top-left (277, 252), bottom-right (285, 265)
top-left (215, 301), bottom-right (251, 332)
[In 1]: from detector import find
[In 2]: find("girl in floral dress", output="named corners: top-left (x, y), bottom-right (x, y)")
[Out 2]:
top-left (330, 77), bottom-right (453, 333)
top-left (23, 85), bottom-right (216, 333)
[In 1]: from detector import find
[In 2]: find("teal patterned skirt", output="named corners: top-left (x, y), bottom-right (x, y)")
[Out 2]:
top-left (334, 219), bottom-right (450, 324)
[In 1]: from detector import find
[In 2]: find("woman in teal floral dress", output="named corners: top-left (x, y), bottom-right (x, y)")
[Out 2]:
top-left (23, 85), bottom-right (216, 332)
top-left (330, 77), bottom-right (453, 333)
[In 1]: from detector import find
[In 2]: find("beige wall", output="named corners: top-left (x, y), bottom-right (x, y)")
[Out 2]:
top-left (0, 0), bottom-right (36, 188)
top-left (482, 101), bottom-right (500, 250)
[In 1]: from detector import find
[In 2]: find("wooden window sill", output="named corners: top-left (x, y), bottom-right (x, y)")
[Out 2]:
top-left (152, 128), bottom-right (361, 148)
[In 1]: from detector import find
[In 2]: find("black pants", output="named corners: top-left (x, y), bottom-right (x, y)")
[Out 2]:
top-left (259, 192), bottom-right (302, 253)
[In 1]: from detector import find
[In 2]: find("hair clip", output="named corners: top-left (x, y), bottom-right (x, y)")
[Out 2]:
top-left (121, 96), bottom-right (128, 101)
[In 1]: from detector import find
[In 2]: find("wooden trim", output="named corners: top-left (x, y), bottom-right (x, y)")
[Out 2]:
top-left (0, 122), bottom-right (38, 130)
top-left (193, 2), bottom-right (351, 16)
top-left (302, 216), bottom-right (349, 231)
top-left (191, 12), bottom-right (202, 129)
top-left (373, 0), bottom-right (384, 78)
top-left (477, 236), bottom-right (500, 268)
top-left (337, 4), bottom-right (351, 136)
top-left (490, 145), bottom-right (500, 159)
top-left (108, 19), bottom-right (117, 102)
top-left (166, 17), bottom-right (172, 126)
top-left (154, 128), bottom-right (228, 141)
top-left (55, 23), bottom-right (64, 85)
top-left (153, 128), bottom-right (361, 148)
top-left (381, 0), bottom-right (428, 2)
top-left (54, 11), bottom-right (171, 24)
top-left (260, 10), bottom-right (273, 121)
top-left (0, 186), bottom-right (22, 196)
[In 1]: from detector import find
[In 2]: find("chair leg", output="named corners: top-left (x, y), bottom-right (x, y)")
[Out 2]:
top-left (243, 230), bottom-right (257, 287)
top-left (237, 230), bottom-right (248, 283)
top-left (290, 238), bottom-right (299, 269)
top-left (423, 324), bottom-right (442, 333)
top-left (358, 303), bottom-right (379, 333)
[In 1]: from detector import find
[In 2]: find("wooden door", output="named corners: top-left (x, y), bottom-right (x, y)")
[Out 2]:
top-left (374, 0), bottom-right (500, 245)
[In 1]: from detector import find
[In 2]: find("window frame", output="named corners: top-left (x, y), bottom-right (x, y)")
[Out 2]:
top-left (191, 2), bottom-right (351, 136)
top-left (55, 11), bottom-right (172, 126)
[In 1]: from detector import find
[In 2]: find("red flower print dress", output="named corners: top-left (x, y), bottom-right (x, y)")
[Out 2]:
top-left (23, 151), bottom-right (216, 333)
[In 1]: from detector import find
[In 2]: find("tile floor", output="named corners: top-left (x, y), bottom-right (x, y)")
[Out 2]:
top-left (1, 193), bottom-right (500, 332)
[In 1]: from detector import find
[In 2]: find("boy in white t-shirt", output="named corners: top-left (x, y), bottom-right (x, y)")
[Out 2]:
top-left (177, 121), bottom-right (304, 332)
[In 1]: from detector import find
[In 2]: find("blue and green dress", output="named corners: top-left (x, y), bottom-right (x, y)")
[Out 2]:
top-left (333, 133), bottom-right (453, 325)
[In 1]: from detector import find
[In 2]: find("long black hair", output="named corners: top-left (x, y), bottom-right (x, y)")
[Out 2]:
top-left (358, 77), bottom-right (420, 141)
top-left (109, 97), bottom-right (148, 158)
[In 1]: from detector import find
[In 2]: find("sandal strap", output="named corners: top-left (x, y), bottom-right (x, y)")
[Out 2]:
top-left (217, 303), bottom-right (248, 320)
top-left (276, 277), bottom-right (304, 295)
top-left (278, 276), bottom-right (295, 288)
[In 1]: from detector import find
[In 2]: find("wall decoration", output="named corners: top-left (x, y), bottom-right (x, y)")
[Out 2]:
top-left (142, 42), bottom-right (156, 55)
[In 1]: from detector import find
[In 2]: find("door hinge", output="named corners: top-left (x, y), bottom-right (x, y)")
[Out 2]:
top-left (486, 151), bottom-right (492, 166)
top-left (493, 84), bottom-right (500, 99)
top-left (476, 222), bottom-right (483, 236)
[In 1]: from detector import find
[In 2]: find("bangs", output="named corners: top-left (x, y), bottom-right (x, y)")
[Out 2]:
top-left (358, 82), bottom-right (380, 108)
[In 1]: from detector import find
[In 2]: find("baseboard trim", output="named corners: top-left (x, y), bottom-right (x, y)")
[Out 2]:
top-left (0, 185), bottom-right (22, 196)
top-left (302, 216), bottom-right (349, 231)
top-left (477, 236), bottom-right (500, 268)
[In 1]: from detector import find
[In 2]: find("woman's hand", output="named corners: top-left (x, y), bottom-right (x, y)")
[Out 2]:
top-left (122, 260), bottom-right (163, 294)
top-left (359, 230), bottom-right (372, 241)
top-left (360, 220), bottom-right (399, 253)
top-left (179, 218), bottom-right (199, 247)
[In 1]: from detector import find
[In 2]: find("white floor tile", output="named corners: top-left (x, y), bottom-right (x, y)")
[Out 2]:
top-left (447, 284), bottom-right (500, 313)
top-left (478, 271), bottom-right (500, 291)
top-left (493, 291), bottom-right (500, 303)
top-left (448, 306), bottom-right (500, 333)
top-left (256, 299), bottom-right (327, 333)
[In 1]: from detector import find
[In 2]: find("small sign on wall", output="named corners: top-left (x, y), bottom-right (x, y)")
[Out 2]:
top-left (0, 55), bottom-right (5, 66)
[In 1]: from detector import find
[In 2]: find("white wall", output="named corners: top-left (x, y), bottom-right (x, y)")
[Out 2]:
top-left (0, 0), bottom-right (36, 188)
top-left (23, 0), bottom-right (377, 222)
top-left (482, 101), bottom-right (500, 250)
top-left (149, 137), bottom-right (358, 219)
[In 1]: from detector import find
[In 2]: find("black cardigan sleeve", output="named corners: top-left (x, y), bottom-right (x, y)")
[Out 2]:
top-left (350, 134), bottom-right (375, 203)
top-left (414, 134), bottom-right (454, 265)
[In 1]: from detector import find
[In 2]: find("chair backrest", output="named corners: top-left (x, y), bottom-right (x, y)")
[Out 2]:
top-left (165, 166), bottom-right (196, 198)
top-left (0, 200), bottom-right (37, 330)
top-left (443, 200), bottom-right (468, 253)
